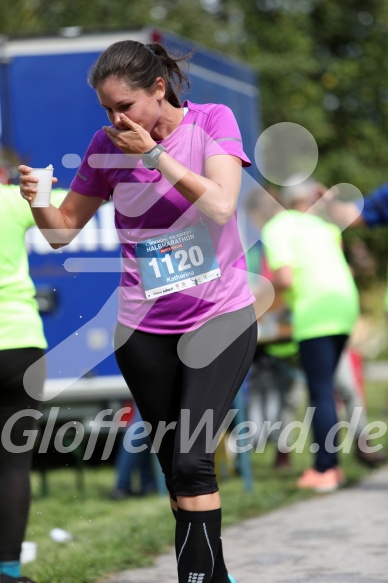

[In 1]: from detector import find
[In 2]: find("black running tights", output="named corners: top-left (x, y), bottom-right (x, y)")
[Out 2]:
top-left (114, 306), bottom-right (257, 499)
top-left (0, 348), bottom-right (45, 561)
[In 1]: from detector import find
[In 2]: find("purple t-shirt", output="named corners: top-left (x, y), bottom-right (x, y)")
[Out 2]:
top-left (71, 101), bottom-right (255, 334)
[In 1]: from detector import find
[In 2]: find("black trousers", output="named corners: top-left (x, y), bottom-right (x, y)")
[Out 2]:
top-left (0, 347), bottom-right (45, 561)
top-left (114, 305), bottom-right (257, 498)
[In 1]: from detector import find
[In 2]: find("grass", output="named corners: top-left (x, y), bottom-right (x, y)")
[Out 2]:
top-left (23, 381), bottom-right (388, 583)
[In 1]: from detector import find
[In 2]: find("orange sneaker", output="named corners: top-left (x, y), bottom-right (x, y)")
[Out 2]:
top-left (297, 467), bottom-right (345, 493)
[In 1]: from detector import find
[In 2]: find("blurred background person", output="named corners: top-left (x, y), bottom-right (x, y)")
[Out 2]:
top-left (334, 347), bottom-right (386, 467)
top-left (0, 183), bottom-right (47, 583)
top-left (318, 182), bottom-right (388, 229)
top-left (246, 184), bottom-right (386, 472)
top-left (245, 187), bottom-right (303, 468)
top-left (316, 180), bottom-right (388, 447)
top-left (110, 400), bottom-right (156, 499)
top-left (0, 183), bottom-right (67, 583)
top-left (261, 176), bottom-right (360, 492)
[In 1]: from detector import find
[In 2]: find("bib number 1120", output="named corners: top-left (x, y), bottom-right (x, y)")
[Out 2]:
top-left (148, 246), bottom-right (204, 278)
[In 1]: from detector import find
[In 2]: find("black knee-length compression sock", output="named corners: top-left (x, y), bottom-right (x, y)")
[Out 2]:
top-left (175, 507), bottom-right (229, 583)
top-left (210, 538), bottom-right (229, 583)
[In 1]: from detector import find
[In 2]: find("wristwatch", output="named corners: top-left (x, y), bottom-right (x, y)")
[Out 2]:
top-left (142, 144), bottom-right (166, 169)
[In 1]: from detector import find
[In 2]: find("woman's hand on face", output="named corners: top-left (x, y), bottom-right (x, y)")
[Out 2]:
top-left (102, 114), bottom-right (156, 155)
top-left (18, 165), bottom-right (58, 203)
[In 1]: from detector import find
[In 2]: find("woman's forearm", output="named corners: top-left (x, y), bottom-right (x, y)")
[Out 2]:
top-left (19, 165), bottom-right (104, 248)
top-left (30, 205), bottom-right (79, 249)
top-left (157, 152), bottom-right (241, 225)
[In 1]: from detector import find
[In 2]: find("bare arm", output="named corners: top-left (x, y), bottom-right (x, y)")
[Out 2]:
top-left (250, 265), bottom-right (292, 313)
top-left (272, 265), bottom-right (293, 290)
top-left (103, 115), bottom-right (242, 225)
top-left (324, 201), bottom-right (366, 228)
top-left (19, 165), bottom-right (104, 248)
top-left (310, 183), bottom-right (366, 228)
top-left (157, 151), bottom-right (242, 225)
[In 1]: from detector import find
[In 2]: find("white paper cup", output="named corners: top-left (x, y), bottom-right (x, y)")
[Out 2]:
top-left (21, 541), bottom-right (37, 564)
top-left (30, 166), bottom-right (53, 207)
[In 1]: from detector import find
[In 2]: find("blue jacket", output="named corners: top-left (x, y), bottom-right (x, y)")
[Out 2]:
top-left (359, 184), bottom-right (388, 226)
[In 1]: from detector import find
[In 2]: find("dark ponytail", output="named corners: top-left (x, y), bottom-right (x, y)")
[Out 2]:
top-left (88, 40), bottom-right (191, 108)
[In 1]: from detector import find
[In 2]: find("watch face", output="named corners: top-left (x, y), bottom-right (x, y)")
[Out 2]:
top-left (143, 145), bottom-right (165, 169)
top-left (144, 154), bottom-right (157, 169)
top-left (143, 154), bottom-right (154, 167)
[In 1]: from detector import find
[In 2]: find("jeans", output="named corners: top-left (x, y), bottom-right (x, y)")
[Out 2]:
top-left (115, 420), bottom-right (155, 494)
top-left (299, 334), bottom-right (348, 472)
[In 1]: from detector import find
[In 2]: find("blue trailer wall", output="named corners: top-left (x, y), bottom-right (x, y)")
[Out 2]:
top-left (26, 201), bottom-right (122, 381)
top-left (1, 50), bottom-right (112, 188)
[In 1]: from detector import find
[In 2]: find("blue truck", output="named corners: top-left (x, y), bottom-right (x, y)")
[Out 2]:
top-left (0, 28), bottom-right (261, 488)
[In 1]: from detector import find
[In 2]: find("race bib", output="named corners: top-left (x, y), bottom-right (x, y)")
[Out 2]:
top-left (134, 223), bottom-right (221, 299)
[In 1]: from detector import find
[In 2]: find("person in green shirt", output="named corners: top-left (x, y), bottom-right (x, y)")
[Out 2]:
top-left (246, 184), bottom-right (386, 472)
top-left (262, 177), bottom-right (360, 493)
top-left (0, 184), bottom-right (65, 583)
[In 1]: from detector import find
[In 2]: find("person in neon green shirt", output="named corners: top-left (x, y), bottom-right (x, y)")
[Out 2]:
top-left (262, 210), bottom-right (359, 344)
top-left (0, 184), bottom-right (65, 583)
top-left (262, 177), bottom-right (360, 493)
